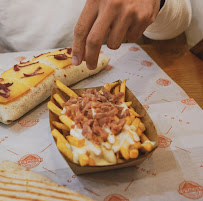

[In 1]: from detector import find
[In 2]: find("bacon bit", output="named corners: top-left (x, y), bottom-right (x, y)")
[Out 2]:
top-left (59, 47), bottom-right (72, 54)
top-left (33, 52), bottom-right (51, 58)
top-left (0, 78), bottom-right (4, 82)
top-left (21, 67), bottom-right (44, 78)
top-left (82, 123), bottom-right (93, 140)
top-left (54, 54), bottom-right (68, 60)
top-left (0, 82), bottom-right (13, 98)
top-left (14, 61), bottom-right (39, 72)
top-left (64, 86), bottom-right (129, 143)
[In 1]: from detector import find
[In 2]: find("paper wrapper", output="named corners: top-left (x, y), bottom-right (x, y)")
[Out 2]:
top-left (0, 44), bottom-right (202, 201)
top-left (49, 81), bottom-right (158, 175)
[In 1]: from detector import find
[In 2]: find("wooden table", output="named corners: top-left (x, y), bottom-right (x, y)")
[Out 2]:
top-left (141, 40), bottom-right (203, 109)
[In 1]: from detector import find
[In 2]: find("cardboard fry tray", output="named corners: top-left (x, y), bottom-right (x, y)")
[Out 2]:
top-left (49, 81), bottom-right (158, 175)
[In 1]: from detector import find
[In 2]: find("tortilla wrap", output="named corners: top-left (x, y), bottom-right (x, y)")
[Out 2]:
top-left (0, 161), bottom-right (94, 200)
top-left (0, 48), bottom-right (110, 124)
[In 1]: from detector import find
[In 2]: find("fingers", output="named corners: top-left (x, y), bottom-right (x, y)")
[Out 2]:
top-left (107, 13), bottom-right (132, 49)
top-left (72, 0), bottom-right (98, 66)
top-left (85, 6), bottom-right (117, 70)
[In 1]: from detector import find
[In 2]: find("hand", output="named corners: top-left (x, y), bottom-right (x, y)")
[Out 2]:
top-left (72, 0), bottom-right (160, 70)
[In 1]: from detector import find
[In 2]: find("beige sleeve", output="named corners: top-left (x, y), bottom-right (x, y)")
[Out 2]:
top-left (143, 0), bottom-right (192, 40)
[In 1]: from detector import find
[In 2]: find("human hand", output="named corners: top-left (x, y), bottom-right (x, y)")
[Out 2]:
top-left (72, 0), bottom-right (161, 70)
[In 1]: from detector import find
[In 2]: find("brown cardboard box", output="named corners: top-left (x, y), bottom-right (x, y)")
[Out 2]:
top-left (49, 82), bottom-right (158, 175)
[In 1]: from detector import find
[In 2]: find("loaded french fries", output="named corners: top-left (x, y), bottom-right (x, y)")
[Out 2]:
top-left (48, 80), bottom-right (155, 166)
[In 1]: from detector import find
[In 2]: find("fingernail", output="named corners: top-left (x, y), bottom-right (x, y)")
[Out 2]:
top-left (87, 64), bottom-right (96, 70)
top-left (72, 56), bottom-right (79, 66)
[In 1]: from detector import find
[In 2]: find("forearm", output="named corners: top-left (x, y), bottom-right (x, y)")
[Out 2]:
top-left (144, 0), bottom-right (192, 40)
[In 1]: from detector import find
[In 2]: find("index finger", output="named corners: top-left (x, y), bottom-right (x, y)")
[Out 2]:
top-left (72, 0), bottom-right (98, 66)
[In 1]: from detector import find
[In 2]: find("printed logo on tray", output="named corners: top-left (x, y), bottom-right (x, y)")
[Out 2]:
top-left (141, 60), bottom-right (153, 67)
top-left (178, 181), bottom-right (203, 200)
top-left (104, 194), bottom-right (129, 201)
top-left (156, 78), bottom-right (171, 86)
top-left (18, 154), bottom-right (43, 169)
top-left (18, 119), bottom-right (40, 127)
top-left (181, 98), bottom-right (197, 105)
top-left (129, 46), bottom-right (139, 52)
top-left (15, 56), bottom-right (26, 62)
top-left (158, 135), bottom-right (172, 148)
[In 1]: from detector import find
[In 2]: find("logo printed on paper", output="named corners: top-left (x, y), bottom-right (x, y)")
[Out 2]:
top-left (143, 105), bottom-right (149, 111)
top-left (178, 181), bottom-right (203, 200)
top-left (18, 119), bottom-right (40, 127)
top-left (129, 46), bottom-right (139, 52)
top-left (104, 194), bottom-right (129, 201)
top-left (158, 135), bottom-right (172, 148)
top-left (141, 60), bottom-right (153, 67)
top-left (156, 78), bottom-right (171, 86)
top-left (15, 56), bottom-right (26, 62)
top-left (181, 98), bottom-right (197, 105)
top-left (18, 154), bottom-right (43, 169)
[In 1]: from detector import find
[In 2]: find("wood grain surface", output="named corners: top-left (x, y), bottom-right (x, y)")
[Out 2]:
top-left (141, 41), bottom-right (203, 108)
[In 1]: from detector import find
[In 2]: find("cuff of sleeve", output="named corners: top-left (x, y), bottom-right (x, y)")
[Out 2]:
top-left (144, 0), bottom-right (192, 40)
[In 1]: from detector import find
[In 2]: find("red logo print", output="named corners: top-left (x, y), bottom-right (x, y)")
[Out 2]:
top-left (178, 181), bottom-right (203, 200)
top-left (143, 105), bottom-right (149, 111)
top-left (129, 46), bottom-right (139, 52)
top-left (18, 154), bottom-right (43, 169)
top-left (141, 60), bottom-right (153, 67)
top-left (104, 194), bottom-right (129, 201)
top-left (156, 78), bottom-right (171, 86)
top-left (105, 65), bottom-right (114, 71)
top-left (18, 119), bottom-right (39, 127)
top-left (15, 56), bottom-right (26, 62)
top-left (181, 98), bottom-right (197, 105)
top-left (158, 135), bottom-right (172, 148)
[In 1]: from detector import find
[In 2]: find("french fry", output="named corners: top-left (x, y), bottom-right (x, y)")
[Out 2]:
top-left (51, 129), bottom-right (67, 144)
top-left (130, 114), bottom-right (136, 123)
top-left (126, 114), bottom-right (135, 125)
top-left (78, 154), bottom-right (89, 166)
top-left (130, 149), bottom-right (139, 158)
top-left (67, 136), bottom-right (85, 147)
top-left (57, 142), bottom-right (73, 161)
top-left (113, 85), bottom-right (120, 94)
top-left (132, 118), bottom-right (141, 129)
top-left (56, 80), bottom-right (78, 98)
top-left (51, 129), bottom-right (73, 161)
top-left (140, 133), bottom-right (154, 152)
top-left (126, 116), bottom-right (132, 125)
top-left (140, 133), bottom-right (149, 143)
top-left (140, 142), bottom-right (154, 152)
top-left (59, 115), bottom-right (73, 130)
top-left (48, 101), bottom-right (62, 116)
top-left (129, 107), bottom-right (141, 117)
top-left (52, 121), bottom-right (69, 131)
top-left (139, 122), bottom-right (146, 132)
top-left (130, 141), bottom-right (142, 149)
top-left (120, 79), bottom-right (126, 102)
top-left (102, 147), bottom-right (117, 163)
top-left (136, 128), bottom-right (142, 136)
top-left (99, 81), bottom-right (118, 93)
top-left (120, 140), bottom-right (130, 160)
top-left (53, 93), bottom-right (65, 108)
top-left (125, 101), bottom-right (132, 107)
top-left (88, 157), bottom-right (96, 166)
